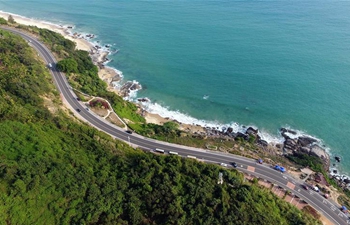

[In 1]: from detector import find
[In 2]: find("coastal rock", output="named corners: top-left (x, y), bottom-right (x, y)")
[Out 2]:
top-left (246, 127), bottom-right (258, 136)
top-left (137, 97), bottom-right (150, 102)
top-left (298, 136), bottom-right (317, 147)
top-left (300, 147), bottom-right (310, 154)
top-left (258, 140), bottom-right (268, 147)
top-left (335, 156), bottom-right (341, 163)
top-left (236, 132), bottom-right (248, 140)
top-left (226, 127), bottom-right (233, 134)
top-left (280, 128), bottom-right (297, 135)
top-left (310, 145), bottom-right (330, 169)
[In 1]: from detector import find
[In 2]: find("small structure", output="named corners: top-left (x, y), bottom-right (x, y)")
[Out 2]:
top-left (218, 172), bottom-right (223, 185)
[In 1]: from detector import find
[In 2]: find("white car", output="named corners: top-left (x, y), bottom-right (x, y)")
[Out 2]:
top-left (220, 163), bottom-right (228, 167)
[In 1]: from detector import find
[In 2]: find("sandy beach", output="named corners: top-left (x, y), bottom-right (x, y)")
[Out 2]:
top-left (0, 11), bottom-right (203, 132)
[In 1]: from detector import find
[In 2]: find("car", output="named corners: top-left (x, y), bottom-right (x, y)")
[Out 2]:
top-left (324, 194), bottom-right (329, 199)
top-left (220, 163), bottom-right (228, 167)
top-left (76, 108), bottom-right (81, 112)
top-left (76, 97), bottom-right (81, 101)
top-left (48, 63), bottom-right (52, 68)
top-left (313, 186), bottom-right (320, 192)
top-left (301, 184), bottom-right (309, 190)
top-left (257, 159), bottom-right (263, 164)
top-left (274, 165), bottom-right (286, 173)
top-left (231, 162), bottom-right (238, 168)
top-left (126, 130), bottom-right (133, 134)
top-left (86, 107), bottom-right (89, 111)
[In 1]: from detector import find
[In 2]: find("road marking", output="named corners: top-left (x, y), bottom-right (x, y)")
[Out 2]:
top-left (309, 191), bottom-right (314, 195)
top-left (283, 176), bottom-right (287, 179)
top-left (331, 205), bottom-right (337, 211)
top-left (286, 182), bottom-right (295, 190)
top-left (337, 212), bottom-right (343, 217)
top-left (322, 199), bottom-right (327, 204)
top-left (297, 188), bottom-right (301, 192)
top-left (247, 166), bottom-right (255, 172)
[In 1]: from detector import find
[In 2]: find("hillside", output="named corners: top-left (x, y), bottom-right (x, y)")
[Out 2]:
top-left (0, 28), bottom-right (320, 225)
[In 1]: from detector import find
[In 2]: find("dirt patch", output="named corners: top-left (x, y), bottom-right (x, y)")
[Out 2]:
top-left (91, 107), bottom-right (109, 117)
top-left (106, 113), bottom-right (125, 128)
top-left (41, 95), bottom-right (58, 114)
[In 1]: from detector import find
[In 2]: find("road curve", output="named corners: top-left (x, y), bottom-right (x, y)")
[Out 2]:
top-left (2, 27), bottom-right (348, 225)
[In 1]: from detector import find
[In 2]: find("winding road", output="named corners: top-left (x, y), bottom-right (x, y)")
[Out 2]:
top-left (2, 26), bottom-right (349, 225)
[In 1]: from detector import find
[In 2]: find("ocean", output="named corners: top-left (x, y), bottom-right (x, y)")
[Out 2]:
top-left (1, 1), bottom-right (350, 175)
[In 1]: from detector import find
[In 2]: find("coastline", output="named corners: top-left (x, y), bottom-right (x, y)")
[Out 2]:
top-left (0, 10), bottom-right (203, 133)
top-left (2, 11), bottom-right (348, 181)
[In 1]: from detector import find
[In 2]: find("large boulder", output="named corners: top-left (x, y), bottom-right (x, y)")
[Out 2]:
top-left (310, 145), bottom-right (330, 169)
top-left (246, 127), bottom-right (258, 136)
top-left (298, 136), bottom-right (317, 147)
top-left (226, 127), bottom-right (234, 134)
top-left (236, 132), bottom-right (248, 140)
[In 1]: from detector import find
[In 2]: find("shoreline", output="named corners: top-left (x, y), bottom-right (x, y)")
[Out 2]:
top-left (1, 11), bottom-right (348, 181)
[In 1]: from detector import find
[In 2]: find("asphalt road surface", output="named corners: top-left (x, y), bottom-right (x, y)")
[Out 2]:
top-left (3, 26), bottom-right (349, 225)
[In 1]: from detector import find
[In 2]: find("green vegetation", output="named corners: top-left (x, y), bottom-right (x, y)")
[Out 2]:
top-left (0, 28), bottom-right (320, 225)
top-left (16, 25), bottom-right (145, 124)
top-left (0, 17), bottom-right (7, 25)
top-left (7, 15), bottom-right (15, 24)
top-left (286, 153), bottom-right (324, 173)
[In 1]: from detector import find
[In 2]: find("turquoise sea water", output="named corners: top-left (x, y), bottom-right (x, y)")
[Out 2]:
top-left (1, 1), bottom-right (350, 174)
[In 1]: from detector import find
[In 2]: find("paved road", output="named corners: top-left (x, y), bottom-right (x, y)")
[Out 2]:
top-left (3, 27), bottom-right (349, 225)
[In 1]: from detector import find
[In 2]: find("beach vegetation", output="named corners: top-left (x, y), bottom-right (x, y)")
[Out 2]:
top-left (0, 28), bottom-right (321, 225)
top-left (7, 15), bottom-right (15, 24)
top-left (0, 17), bottom-right (8, 25)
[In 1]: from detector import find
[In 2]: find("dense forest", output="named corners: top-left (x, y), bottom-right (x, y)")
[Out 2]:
top-left (0, 28), bottom-right (320, 224)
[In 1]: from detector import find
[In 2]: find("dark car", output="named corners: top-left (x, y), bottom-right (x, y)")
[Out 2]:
top-left (76, 108), bottom-right (81, 112)
top-left (301, 184), bottom-right (309, 190)
top-left (126, 130), bottom-right (133, 134)
top-left (231, 162), bottom-right (238, 168)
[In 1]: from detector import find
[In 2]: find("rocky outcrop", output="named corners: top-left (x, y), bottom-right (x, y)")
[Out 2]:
top-left (280, 128), bottom-right (330, 171)
top-left (119, 81), bottom-right (142, 97)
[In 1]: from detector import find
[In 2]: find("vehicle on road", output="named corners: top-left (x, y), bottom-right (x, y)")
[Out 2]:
top-left (258, 158), bottom-right (263, 164)
top-left (76, 108), bottom-right (81, 112)
top-left (231, 162), bottom-right (238, 168)
top-left (169, 151), bottom-right (179, 155)
top-left (155, 148), bottom-right (165, 153)
top-left (313, 186), bottom-right (320, 192)
top-left (274, 165), bottom-right (286, 173)
top-left (220, 163), bottom-right (228, 167)
top-left (126, 130), bottom-right (133, 134)
top-left (324, 194), bottom-right (329, 199)
top-left (301, 184), bottom-right (309, 190)
top-left (48, 63), bottom-right (52, 68)
top-left (341, 206), bottom-right (348, 213)
top-left (86, 107), bottom-right (89, 111)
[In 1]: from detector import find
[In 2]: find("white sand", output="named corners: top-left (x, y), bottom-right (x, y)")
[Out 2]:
top-left (0, 11), bottom-right (92, 52)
